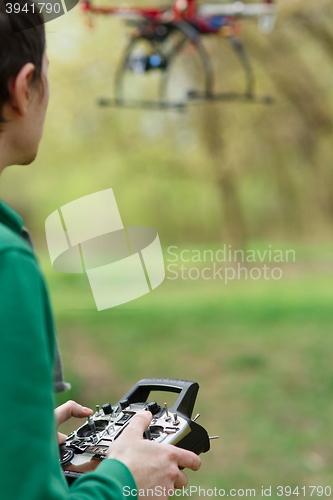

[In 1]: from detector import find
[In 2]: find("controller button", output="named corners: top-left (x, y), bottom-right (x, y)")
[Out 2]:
top-left (119, 399), bottom-right (129, 410)
top-left (149, 425), bottom-right (164, 439)
top-left (102, 403), bottom-right (113, 415)
top-left (146, 401), bottom-right (160, 415)
top-left (115, 414), bottom-right (132, 425)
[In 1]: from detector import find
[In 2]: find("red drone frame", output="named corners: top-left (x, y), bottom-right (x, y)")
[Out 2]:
top-left (81, 0), bottom-right (277, 109)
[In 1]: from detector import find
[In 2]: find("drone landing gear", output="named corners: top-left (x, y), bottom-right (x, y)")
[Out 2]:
top-left (97, 91), bottom-right (273, 110)
top-left (187, 91), bottom-right (274, 104)
top-left (97, 97), bottom-right (187, 110)
top-left (97, 22), bottom-right (274, 111)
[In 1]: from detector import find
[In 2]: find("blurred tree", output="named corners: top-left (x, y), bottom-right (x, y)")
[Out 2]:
top-left (199, 105), bottom-right (248, 248)
top-left (193, 0), bottom-right (333, 244)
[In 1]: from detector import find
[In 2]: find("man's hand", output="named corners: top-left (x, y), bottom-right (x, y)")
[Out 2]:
top-left (54, 400), bottom-right (93, 444)
top-left (107, 411), bottom-right (201, 499)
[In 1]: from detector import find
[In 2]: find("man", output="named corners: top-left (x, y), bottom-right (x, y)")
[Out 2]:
top-left (0, 2), bottom-right (201, 499)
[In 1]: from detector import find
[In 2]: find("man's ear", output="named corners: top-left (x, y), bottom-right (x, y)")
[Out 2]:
top-left (9, 63), bottom-right (36, 116)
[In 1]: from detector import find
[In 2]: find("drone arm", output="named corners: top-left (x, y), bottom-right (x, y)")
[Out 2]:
top-left (198, 2), bottom-right (276, 19)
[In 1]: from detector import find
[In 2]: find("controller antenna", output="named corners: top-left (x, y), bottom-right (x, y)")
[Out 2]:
top-left (88, 416), bottom-right (97, 434)
top-left (164, 402), bottom-right (171, 421)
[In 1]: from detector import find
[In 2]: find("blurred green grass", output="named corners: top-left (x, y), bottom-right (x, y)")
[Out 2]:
top-left (47, 243), bottom-right (333, 498)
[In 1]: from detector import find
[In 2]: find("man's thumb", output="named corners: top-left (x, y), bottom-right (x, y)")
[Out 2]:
top-left (124, 410), bottom-right (153, 437)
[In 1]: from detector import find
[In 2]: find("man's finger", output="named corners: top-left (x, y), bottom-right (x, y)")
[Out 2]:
top-left (122, 411), bottom-right (153, 438)
top-left (57, 432), bottom-right (67, 445)
top-left (55, 400), bottom-right (93, 426)
top-left (175, 448), bottom-right (201, 471)
top-left (174, 470), bottom-right (189, 490)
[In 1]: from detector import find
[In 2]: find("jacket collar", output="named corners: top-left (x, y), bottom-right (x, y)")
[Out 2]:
top-left (0, 199), bottom-right (23, 235)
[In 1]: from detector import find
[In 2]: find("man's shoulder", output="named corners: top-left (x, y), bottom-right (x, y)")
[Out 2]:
top-left (0, 221), bottom-right (33, 256)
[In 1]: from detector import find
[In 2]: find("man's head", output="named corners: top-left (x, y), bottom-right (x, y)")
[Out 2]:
top-left (0, 0), bottom-right (48, 169)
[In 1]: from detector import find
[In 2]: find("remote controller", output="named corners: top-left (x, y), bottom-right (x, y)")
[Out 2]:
top-left (59, 378), bottom-right (213, 484)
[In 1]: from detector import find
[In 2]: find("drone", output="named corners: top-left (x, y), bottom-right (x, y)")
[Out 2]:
top-left (81, 0), bottom-right (277, 109)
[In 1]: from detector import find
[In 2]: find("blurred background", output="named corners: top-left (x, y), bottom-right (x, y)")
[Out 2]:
top-left (2, 0), bottom-right (333, 496)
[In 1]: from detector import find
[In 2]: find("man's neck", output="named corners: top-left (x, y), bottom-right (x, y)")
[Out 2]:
top-left (0, 134), bottom-right (15, 174)
top-left (0, 158), bottom-right (8, 176)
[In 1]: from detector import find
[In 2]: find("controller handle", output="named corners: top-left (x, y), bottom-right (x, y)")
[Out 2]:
top-left (116, 378), bottom-right (199, 419)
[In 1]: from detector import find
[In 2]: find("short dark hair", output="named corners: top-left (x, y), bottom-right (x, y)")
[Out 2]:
top-left (0, 0), bottom-right (45, 126)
